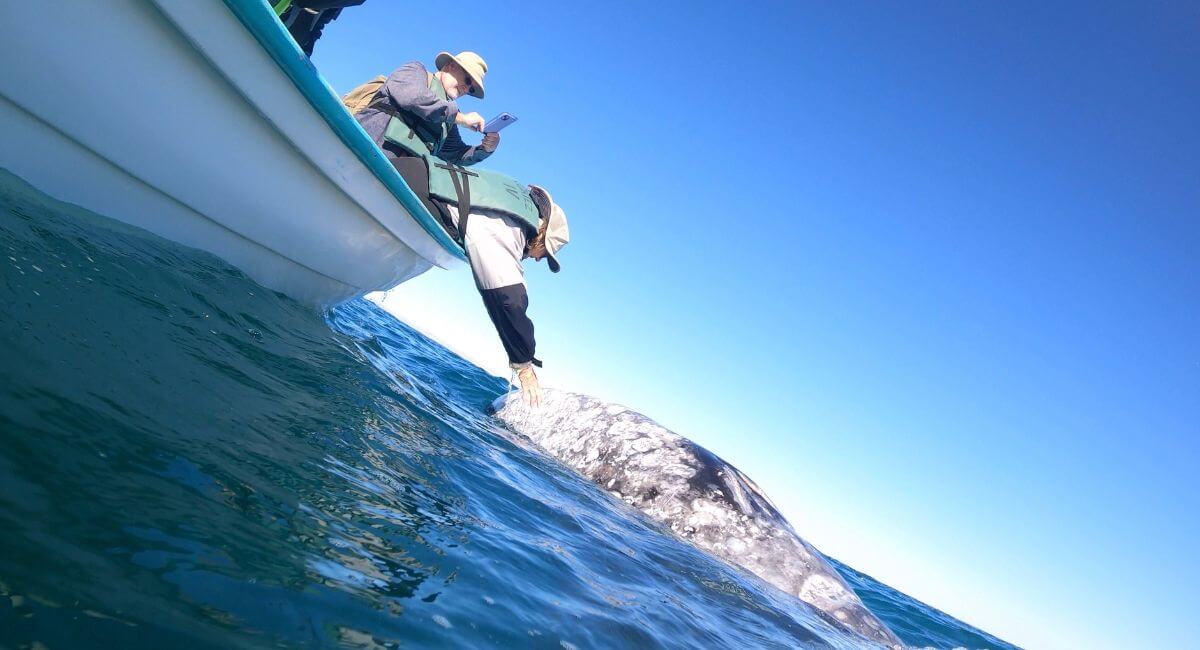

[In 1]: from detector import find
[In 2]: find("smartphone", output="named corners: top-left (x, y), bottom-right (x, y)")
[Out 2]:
top-left (483, 113), bottom-right (518, 133)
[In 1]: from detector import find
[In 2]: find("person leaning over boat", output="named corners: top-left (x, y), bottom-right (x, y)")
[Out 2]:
top-left (387, 157), bottom-right (569, 406)
top-left (439, 182), bottom-right (569, 408)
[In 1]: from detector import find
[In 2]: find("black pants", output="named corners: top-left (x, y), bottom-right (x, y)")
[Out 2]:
top-left (389, 154), bottom-right (460, 241)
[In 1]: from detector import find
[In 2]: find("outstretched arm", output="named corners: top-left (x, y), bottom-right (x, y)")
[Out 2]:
top-left (460, 209), bottom-right (541, 404)
top-left (479, 284), bottom-right (537, 367)
top-left (479, 283), bottom-right (542, 406)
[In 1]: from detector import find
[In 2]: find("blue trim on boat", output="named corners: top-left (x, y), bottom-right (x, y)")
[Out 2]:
top-left (220, 0), bottom-right (467, 262)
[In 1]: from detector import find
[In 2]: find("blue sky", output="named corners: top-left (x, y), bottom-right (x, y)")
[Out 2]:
top-left (311, 2), bottom-right (1198, 647)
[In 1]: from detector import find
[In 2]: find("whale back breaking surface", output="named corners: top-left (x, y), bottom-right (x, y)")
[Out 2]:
top-left (491, 389), bottom-right (903, 649)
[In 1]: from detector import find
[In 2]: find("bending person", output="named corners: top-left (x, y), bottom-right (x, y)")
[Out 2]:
top-left (410, 161), bottom-right (570, 406)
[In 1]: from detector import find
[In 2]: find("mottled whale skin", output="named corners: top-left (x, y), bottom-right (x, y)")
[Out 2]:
top-left (491, 389), bottom-right (903, 649)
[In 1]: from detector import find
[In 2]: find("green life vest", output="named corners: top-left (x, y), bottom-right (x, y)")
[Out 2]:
top-left (424, 156), bottom-right (541, 237)
top-left (381, 74), bottom-right (452, 158)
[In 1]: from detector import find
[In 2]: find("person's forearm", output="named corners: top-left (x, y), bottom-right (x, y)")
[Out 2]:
top-left (456, 146), bottom-right (492, 166)
top-left (479, 284), bottom-right (537, 366)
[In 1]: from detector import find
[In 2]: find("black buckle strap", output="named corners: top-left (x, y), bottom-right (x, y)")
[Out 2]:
top-left (434, 163), bottom-right (478, 248)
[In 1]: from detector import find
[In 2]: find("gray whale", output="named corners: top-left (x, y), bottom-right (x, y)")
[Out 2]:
top-left (491, 389), bottom-right (903, 649)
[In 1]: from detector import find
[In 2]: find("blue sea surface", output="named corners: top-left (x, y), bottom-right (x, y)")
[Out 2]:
top-left (0, 169), bottom-right (1016, 649)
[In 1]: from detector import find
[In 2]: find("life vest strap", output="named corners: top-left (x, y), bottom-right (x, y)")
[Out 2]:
top-left (435, 162), bottom-right (479, 249)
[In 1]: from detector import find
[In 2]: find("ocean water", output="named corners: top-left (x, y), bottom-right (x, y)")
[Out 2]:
top-left (0, 169), bottom-right (1017, 649)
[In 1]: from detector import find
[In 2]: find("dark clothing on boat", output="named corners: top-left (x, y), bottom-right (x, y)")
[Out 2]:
top-left (389, 158), bottom-right (538, 368)
top-left (390, 156), bottom-right (459, 242)
top-left (355, 62), bottom-right (492, 166)
top-left (282, 0), bottom-right (365, 56)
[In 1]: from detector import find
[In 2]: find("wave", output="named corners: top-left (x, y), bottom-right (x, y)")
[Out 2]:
top-left (0, 167), bottom-right (1016, 649)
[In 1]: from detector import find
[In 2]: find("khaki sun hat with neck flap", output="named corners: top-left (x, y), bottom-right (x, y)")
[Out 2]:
top-left (435, 51), bottom-right (488, 99)
top-left (528, 185), bottom-right (569, 273)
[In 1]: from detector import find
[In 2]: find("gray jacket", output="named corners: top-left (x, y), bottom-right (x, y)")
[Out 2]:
top-left (354, 62), bottom-right (491, 166)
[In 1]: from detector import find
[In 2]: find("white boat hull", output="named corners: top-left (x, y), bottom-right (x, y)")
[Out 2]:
top-left (0, 0), bottom-right (463, 306)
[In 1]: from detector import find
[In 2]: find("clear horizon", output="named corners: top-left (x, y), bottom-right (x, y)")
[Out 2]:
top-left (314, 2), bottom-right (1199, 648)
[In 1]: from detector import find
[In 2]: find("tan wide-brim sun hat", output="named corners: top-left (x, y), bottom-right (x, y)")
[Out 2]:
top-left (435, 51), bottom-right (488, 99)
top-left (528, 184), bottom-right (569, 273)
